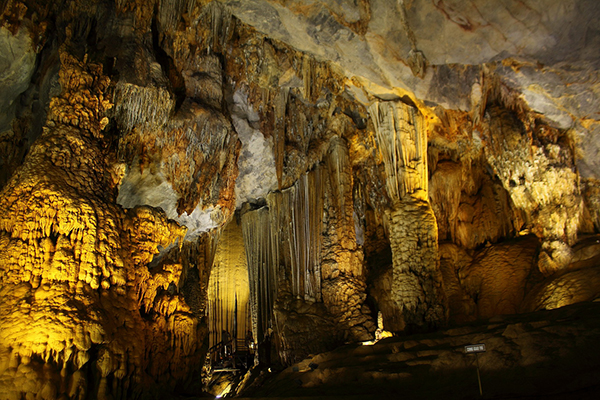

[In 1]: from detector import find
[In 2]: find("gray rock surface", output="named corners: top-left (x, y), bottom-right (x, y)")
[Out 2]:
top-left (231, 89), bottom-right (278, 208)
top-left (0, 25), bottom-right (35, 134)
top-left (220, 0), bottom-right (600, 178)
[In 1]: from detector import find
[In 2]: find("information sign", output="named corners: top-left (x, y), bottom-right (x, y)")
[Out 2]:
top-left (464, 343), bottom-right (486, 354)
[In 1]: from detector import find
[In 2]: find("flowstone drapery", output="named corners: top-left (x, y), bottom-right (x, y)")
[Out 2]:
top-left (241, 151), bottom-right (374, 364)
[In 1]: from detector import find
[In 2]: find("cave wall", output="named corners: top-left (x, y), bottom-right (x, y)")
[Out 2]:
top-left (0, 38), bottom-right (202, 398)
top-left (1, 0), bottom-right (600, 398)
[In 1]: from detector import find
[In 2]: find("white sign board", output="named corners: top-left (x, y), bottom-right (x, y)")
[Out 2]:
top-left (464, 343), bottom-right (486, 354)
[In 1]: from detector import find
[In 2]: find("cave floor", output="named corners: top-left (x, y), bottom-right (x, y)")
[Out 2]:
top-left (231, 301), bottom-right (600, 400)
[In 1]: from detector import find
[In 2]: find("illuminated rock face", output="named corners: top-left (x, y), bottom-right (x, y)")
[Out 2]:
top-left (207, 218), bottom-right (251, 351)
top-left (114, 38), bottom-right (240, 240)
top-left (0, 45), bottom-right (200, 399)
top-left (221, 0), bottom-right (600, 286)
top-left (368, 100), bottom-right (445, 331)
top-left (242, 158), bottom-right (375, 364)
top-left (1, 0), bottom-right (600, 398)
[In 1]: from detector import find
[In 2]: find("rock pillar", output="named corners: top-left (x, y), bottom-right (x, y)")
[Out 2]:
top-left (369, 100), bottom-right (446, 331)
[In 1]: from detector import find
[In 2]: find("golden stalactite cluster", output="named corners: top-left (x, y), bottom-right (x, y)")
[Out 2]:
top-left (0, 48), bottom-right (136, 399)
top-left (114, 0), bottom-right (156, 31)
top-left (429, 156), bottom-right (517, 250)
top-left (0, 30), bottom-right (204, 398)
top-left (1, 2), bottom-right (598, 399)
top-left (368, 100), bottom-right (429, 204)
top-left (48, 50), bottom-right (112, 138)
top-left (123, 205), bottom-right (186, 269)
top-left (422, 78), bottom-right (600, 322)
top-left (0, 48), bottom-right (121, 293)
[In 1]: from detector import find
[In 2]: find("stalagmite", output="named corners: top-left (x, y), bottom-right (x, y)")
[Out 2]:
top-left (320, 135), bottom-right (375, 342)
top-left (369, 100), bottom-right (446, 331)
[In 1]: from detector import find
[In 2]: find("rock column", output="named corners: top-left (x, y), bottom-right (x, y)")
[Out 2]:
top-left (369, 100), bottom-right (446, 331)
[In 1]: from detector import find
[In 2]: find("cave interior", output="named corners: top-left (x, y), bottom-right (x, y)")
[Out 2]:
top-left (1, 0), bottom-right (600, 399)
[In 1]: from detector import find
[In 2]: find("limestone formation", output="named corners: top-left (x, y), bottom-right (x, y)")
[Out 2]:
top-left (0, 40), bottom-right (200, 399)
top-left (206, 218), bottom-right (250, 355)
top-left (369, 99), bottom-right (446, 331)
top-left (1, 0), bottom-right (600, 398)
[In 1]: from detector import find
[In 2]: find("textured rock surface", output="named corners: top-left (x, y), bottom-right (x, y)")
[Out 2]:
top-left (240, 301), bottom-right (600, 399)
top-left (387, 201), bottom-right (444, 331)
top-left (0, 21), bottom-right (37, 187)
top-left (221, 0), bottom-right (600, 134)
top-left (115, 46), bottom-right (240, 239)
top-left (241, 153), bottom-right (375, 365)
top-left (231, 89), bottom-right (278, 208)
top-left (0, 0), bottom-right (600, 398)
top-left (368, 99), bottom-right (446, 331)
top-left (0, 46), bottom-right (202, 399)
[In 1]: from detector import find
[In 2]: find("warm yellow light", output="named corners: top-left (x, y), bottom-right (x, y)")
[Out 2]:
top-left (216, 383), bottom-right (232, 398)
top-left (207, 218), bottom-right (251, 350)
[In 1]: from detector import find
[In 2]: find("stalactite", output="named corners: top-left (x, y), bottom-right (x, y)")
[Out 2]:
top-left (302, 54), bottom-right (314, 102)
top-left (368, 100), bottom-right (428, 203)
top-left (205, 1), bottom-right (234, 53)
top-left (238, 165), bottom-right (328, 363)
top-left (273, 88), bottom-right (289, 190)
top-left (241, 207), bottom-right (277, 343)
top-left (289, 166), bottom-right (325, 301)
top-left (118, 98), bottom-right (241, 217)
top-left (429, 161), bottom-right (463, 241)
top-left (353, 180), bottom-right (366, 246)
top-left (112, 82), bottom-right (173, 132)
top-left (158, 0), bottom-right (197, 32)
top-left (266, 166), bottom-right (325, 302)
top-left (0, 41), bottom-right (207, 400)
top-left (206, 219), bottom-right (250, 352)
top-left (327, 136), bottom-right (351, 223)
